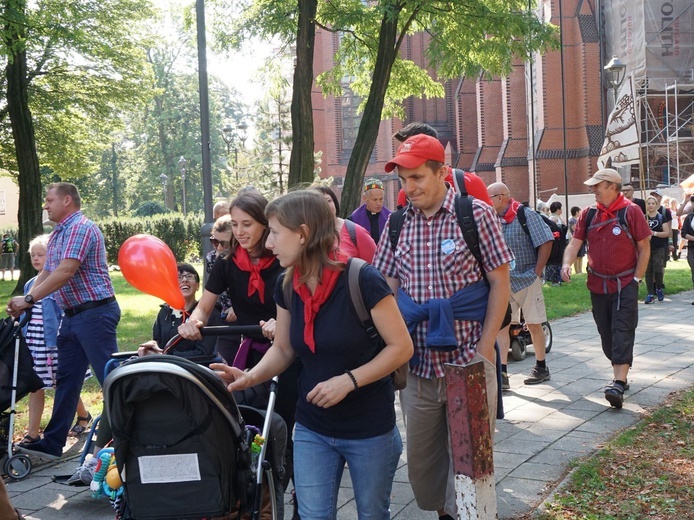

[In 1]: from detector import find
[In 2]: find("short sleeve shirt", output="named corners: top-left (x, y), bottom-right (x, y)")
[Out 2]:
top-left (372, 188), bottom-right (514, 378)
top-left (573, 202), bottom-right (651, 294)
top-left (46, 211), bottom-right (114, 309)
top-left (338, 221), bottom-right (377, 263)
top-left (205, 255), bottom-right (283, 341)
top-left (500, 207), bottom-right (554, 293)
top-left (275, 264), bottom-right (394, 439)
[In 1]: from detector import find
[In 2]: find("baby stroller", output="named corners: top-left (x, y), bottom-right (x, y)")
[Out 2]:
top-left (0, 315), bottom-right (44, 480)
top-left (508, 315), bottom-right (553, 361)
top-left (103, 325), bottom-right (286, 520)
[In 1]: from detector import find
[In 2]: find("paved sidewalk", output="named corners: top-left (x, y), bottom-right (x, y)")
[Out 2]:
top-left (6, 290), bottom-right (694, 519)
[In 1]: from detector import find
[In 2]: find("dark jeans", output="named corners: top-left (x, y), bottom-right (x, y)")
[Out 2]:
top-left (645, 246), bottom-right (667, 293)
top-left (41, 301), bottom-right (120, 454)
top-left (688, 245), bottom-right (694, 287)
top-left (590, 280), bottom-right (638, 366)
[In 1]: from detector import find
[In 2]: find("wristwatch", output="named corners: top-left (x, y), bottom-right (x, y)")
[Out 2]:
top-left (633, 277), bottom-right (642, 284)
top-left (24, 294), bottom-right (35, 305)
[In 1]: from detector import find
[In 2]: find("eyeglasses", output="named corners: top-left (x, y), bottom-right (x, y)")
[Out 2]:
top-left (489, 193), bottom-right (507, 200)
top-left (209, 238), bottom-right (230, 248)
top-left (178, 273), bottom-right (197, 282)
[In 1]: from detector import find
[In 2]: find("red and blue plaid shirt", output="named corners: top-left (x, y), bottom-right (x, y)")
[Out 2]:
top-left (46, 211), bottom-right (114, 310)
top-left (373, 188), bottom-right (513, 379)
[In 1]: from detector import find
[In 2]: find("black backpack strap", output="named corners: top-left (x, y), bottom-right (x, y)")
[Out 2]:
top-left (343, 218), bottom-right (358, 247)
top-left (586, 207), bottom-right (597, 228)
top-left (345, 258), bottom-right (379, 341)
top-left (516, 204), bottom-right (531, 238)
top-left (454, 195), bottom-right (487, 284)
top-left (388, 208), bottom-right (406, 250)
top-left (452, 169), bottom-right (468, 196)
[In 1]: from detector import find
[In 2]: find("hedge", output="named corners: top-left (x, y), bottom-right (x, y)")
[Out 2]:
top-left (97, 213), bottom-right (205, 265)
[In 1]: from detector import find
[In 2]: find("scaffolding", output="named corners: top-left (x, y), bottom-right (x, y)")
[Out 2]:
top-left (665, 83), bottom-right (694, 186)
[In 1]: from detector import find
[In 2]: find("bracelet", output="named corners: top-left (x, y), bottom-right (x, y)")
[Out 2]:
top-left (344, 369), bottom-right (359, 390)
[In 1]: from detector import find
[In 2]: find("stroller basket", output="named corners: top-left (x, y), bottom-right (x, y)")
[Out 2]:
top-left (104, 355), bottom-right (251, 520)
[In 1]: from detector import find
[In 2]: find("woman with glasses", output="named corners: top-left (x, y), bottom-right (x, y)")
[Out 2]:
top-left (138, 263), bottom-right (223, 358)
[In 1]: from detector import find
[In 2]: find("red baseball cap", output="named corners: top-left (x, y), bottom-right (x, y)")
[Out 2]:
top-left (385, 134), bottom-right (445, 173)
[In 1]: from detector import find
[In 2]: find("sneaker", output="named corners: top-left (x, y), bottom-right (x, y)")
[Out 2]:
top-left (501, 372), bottom-right (510, 390)
top-left (605, 381), bottom-right (625, 409)
top-left (16, 440), bottom-right (61, 461)
top-left (66, 455), bottom-right (97, 486)
top-left (644, 294), bottom-right (655, 304)
top-left (656, 288), bottom-right (664, 302)
top-left (524, 365), bottom-right (550, 385)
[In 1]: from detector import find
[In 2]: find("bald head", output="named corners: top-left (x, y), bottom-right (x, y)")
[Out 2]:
top-left (213, 200), bottom-right (230, 219)
top-left (487, 182), bottom-right (510, 214)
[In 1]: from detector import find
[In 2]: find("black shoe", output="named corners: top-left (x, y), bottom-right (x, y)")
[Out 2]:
top-left (524, 365), bottom-right (550, 385)
top-left (605, 381), bottom-right (625, 409)
top-left (17, 440), bottom-right (61, 460)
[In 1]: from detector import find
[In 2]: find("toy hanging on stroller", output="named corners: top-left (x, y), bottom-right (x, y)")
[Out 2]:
top-left (104, 325), bottom-right (286, 520)
top-left (0, 315), bottom-right (44, 480)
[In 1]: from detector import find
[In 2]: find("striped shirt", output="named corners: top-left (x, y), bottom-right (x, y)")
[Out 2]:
top-left (373, 188), bottom-right (514, 379)
top-left (46, 211), bottom-right (114, 310)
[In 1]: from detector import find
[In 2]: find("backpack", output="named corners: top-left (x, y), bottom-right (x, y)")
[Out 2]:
top-left (585, 206), bottom-right (634, 244)
top-left (282, 257), bottom-right (408, 390)
top-left (516, 207), bottom-right (567, 266)
top-left (342, 218), bottom-right (358, 248)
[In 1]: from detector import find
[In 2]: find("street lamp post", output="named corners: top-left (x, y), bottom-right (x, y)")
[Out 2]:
top-left (159, 173), bottom-right (168, 208)
top-left (178, 156), bottom-right (188, 216)
top-left (604, 55), bottom-right (627, 103)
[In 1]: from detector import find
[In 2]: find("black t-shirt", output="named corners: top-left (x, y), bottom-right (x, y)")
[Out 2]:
top-left (152, 302), bottom-right (223, 358)
top-left (206, 254), bottom-right (284, 342)
top-left (647, 213), bottom-right (669, 249)
top-left (276, 264), bottom-right (394, 439)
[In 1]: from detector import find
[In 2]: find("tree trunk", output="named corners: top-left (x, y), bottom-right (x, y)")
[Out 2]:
top-left (288, 0), bottom-right (317, 188)
top-left (3, 0), bottom-right (43, 294)
top-left (339, 9), bottom-right (402, 217)
top-left (111, 143), bottom-right (118, 217)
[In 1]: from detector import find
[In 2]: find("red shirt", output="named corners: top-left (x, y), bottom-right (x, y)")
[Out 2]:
top-left (573, 202), bottom-right (650, 294)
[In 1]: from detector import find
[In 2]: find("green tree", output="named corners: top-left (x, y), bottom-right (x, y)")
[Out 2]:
top-left (210, 0), bottom-right (558, 214)
top-left (0, 0), bottom-right (155, 291)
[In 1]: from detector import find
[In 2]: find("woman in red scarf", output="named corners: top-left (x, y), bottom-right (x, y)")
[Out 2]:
top-left (212, 190), bottom-right (413, 519)
top-left (178, 191), bottom-right (300, 513)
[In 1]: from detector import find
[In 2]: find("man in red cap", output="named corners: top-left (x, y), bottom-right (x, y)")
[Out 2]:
top-left (372, 134), bottom-right (513, 520)
top-left (392, 122), bottom-right (493, 207)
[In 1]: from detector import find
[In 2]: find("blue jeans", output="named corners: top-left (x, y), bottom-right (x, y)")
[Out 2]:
top-left (41, 301), bottom-right (120, 454)
top-left (293, 423), bottom-right (402, 520)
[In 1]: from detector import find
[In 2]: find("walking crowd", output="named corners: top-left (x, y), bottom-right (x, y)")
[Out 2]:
top-left (3, 122), bottom-right (694, 520)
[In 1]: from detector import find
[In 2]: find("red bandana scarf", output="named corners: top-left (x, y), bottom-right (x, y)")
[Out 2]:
top-left (293, 254), bottom-right (346, 353)
top-left (232, 247), bottom-right (275, 303)
top-left (502, 198), bottom-right (523, 224)
top-left (595, 193), bottom-right (630, 222)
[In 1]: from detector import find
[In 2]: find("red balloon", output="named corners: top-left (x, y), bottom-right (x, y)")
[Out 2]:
top-left (118, 234), bottom-right (185, 310)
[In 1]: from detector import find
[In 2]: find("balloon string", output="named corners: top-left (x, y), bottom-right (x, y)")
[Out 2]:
top-left (163, 309), bottom-right (191, 355)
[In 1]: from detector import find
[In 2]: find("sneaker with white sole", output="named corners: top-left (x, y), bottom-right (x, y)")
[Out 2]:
top-left (66, 455), bottom-right (97, 486)
top-left (524, 365), bottom-right (551, 385)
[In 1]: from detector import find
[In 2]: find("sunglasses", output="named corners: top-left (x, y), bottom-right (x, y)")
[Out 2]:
top-left (209, 237), bottom-right (230, 248)
top-left (178, 273), bottom-right (197, 282)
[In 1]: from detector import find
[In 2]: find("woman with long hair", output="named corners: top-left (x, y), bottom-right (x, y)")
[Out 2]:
top-left (212, 190), bottom-right (412, 519)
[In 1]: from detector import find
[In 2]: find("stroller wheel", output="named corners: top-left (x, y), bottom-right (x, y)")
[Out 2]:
top-left (5, 454), bottom-right (32, 480)
top-left (511, 338), bottom-right (526, 361)
top-left (542, 322), bottom-right (553, 353)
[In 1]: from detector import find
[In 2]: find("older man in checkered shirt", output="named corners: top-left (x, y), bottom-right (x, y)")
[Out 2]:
top-left (372, 134), bottom-right (512, 520)
top-left (488, 182), bottom-right (554, 390)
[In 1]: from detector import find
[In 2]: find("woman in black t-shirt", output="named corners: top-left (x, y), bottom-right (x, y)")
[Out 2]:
top-left (212, 190), bottom-right (413, 519)
top-left (644, 196), bottom-right (671, 304)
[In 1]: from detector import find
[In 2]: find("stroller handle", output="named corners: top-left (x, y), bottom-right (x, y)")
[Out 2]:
top-left (163, 325), bottom-right (264, 352)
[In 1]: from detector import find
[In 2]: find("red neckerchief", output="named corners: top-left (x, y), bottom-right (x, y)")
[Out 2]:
top-left (596, 193), bottom-right (630, 222)
top-left (293, 254), bottom-right (346, 353)
top-left (232, 248), bottom-right (275, 303)
top-left (502, 198), bottom-right (523, 224)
